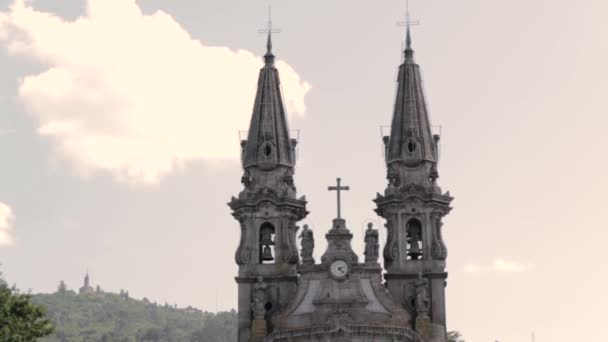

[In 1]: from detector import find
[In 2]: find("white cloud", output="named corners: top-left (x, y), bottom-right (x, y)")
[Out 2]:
top-left (0, 0), bottom-right (311, 184)
top-left (463, 264), bottom-right (482, 273)
top-left (464, 258), bottom-right (531, 274)
top-left (0, 202), bottom-right (15, 246)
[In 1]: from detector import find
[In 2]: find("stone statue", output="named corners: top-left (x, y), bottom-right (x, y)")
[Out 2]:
top-left (415, 274), bottom-right (430, 318)
top-left (252, 277), bottom-right (268, 320)
top-left (364, 223), bottom-right (379, 263)
top-left (385, 170), bottom-right (399, 195)
top-left (299, 224), bottom-right (314, 264)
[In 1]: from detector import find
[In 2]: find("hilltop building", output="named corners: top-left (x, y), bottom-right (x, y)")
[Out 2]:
top-left (229, 23), bottom-right (453, 342)
top-left (78, 272), bottom-right (95, 295)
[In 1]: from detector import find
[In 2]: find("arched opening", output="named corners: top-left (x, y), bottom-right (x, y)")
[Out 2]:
top-left (406, 219), bottom-right (423, 260)
top-left (407, 141), bottom-right (417, 153)
top-left (259, 222), bottom-right (276, 264)
top-left (264, 144), bottom-right (272, 157)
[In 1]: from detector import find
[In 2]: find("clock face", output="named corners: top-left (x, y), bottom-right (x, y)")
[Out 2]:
top-left (330, 260), bottom-right (349, 279)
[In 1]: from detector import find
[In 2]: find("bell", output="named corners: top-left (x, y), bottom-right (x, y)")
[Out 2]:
top-left (408, 243), bottom-right (422, 260)
top-left (260, 227), bottom-right (275, 246)
top-left (261, 245), bottom-right (274, 261)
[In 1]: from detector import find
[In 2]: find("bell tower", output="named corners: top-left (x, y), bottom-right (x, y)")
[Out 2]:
top-left (228, 28), bottom-right (308, 342)
top-left (374, 26), bottom-right (453, 339)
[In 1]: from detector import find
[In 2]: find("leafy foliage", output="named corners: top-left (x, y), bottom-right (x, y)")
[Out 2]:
top-left (0, 275), bottom-right (54, 341)
top-left (31, 289), bottom-right (236, 342)
top-left (447, 330), bottom-right (466, 342)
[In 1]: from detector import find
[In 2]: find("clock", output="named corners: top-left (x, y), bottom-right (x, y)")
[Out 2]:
top-left (329, 260), bottom-right (349, 279)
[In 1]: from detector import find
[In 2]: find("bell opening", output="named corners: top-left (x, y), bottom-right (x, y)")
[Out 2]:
top-left (259, 222), bottom-right (276, 264)
top-left (406, 218), bottom-right (423, 260)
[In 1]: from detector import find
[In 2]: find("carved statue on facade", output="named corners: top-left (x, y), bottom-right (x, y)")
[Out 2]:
top-left (299, 224), bottom-right (314, 264)
top-left (252, 277), bottom-right (268, 320)
top-left (364, 223), bottom-right (379, 263)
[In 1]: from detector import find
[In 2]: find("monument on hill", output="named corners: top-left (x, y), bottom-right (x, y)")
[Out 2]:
top-left (228, 13), bottom-right (453, 342)
top-left (78, 272), bottom-right (95, 295)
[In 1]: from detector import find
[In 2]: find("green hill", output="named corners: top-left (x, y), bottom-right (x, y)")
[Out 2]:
top-left (31, 290), bottom-right (236, 342)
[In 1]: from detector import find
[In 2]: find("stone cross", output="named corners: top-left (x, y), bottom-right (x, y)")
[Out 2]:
top-left (328, 177), bottom-right (350, 219)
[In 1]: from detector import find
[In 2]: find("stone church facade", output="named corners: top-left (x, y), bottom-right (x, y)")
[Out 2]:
top-left (229, 26), bottom-right (452, 342)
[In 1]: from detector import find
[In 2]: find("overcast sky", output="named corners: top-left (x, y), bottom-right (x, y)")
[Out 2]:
top-left (1, 0), bottom-right (607, 341)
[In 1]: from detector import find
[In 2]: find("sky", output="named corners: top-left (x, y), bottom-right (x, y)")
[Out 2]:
top-left (0, 0), bottom-right (607, 341)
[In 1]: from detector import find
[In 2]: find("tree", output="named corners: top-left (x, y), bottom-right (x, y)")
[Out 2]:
top-left (0, 274), bottom-right (54, 341)
top-left (447, 330), bottom-right (466, 342)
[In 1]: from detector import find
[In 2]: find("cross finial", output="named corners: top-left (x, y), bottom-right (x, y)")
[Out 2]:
top-left (398, 0), bottom-right (420, 28)
top-left (258, 6), bottom-right (281, 64)
top-left (328, 177), bottom-right (350, 219)
top-left (396, 0), bottom-right (420, 56)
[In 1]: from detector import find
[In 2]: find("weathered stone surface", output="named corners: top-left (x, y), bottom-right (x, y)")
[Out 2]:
top-left (230, 32), bottom-right (308, 342)
top-left (375, 27), bottom-right (452, 340)
top-left (251, 319), bottom-right (268, 342)
top-left (230, 25), bottom-right (453, 342)
top-left (416, 316), bottom-right (433, 340)
top-left (267, 216), bottom-right (420, 341)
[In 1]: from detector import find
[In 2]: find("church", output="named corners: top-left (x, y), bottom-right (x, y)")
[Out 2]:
top-left (228, 20), bottom-right (453, 342)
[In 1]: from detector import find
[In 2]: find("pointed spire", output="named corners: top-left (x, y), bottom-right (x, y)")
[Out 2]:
top-left (242, 20), bottom-right (294, 171)
top-left (404, 25), bottom-right (414, 61)
top-left (264, 31), bottom-right (275, 65)
top-left (261, 6), bottom-right (277, 66)
top-left (386, 27), bottom-right (437, 167)
top-left (400, 0), bottom-right (418, 63)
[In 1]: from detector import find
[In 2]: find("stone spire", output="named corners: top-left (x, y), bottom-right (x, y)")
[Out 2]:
top-left (241, 31), bottom-right (296, 171)
top-left (375, 22), bottom-right (453, 340)
top-left (264, 31), bottom-right (275, 65)
top-left (230, 29), bottom-right (307, 342)
top-left (405, 26), bottom-right (414, 61)
top-left (385, 28), bottom-right (438, 168)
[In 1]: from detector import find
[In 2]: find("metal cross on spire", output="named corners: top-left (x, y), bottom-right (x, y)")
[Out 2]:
top-left (397, 0), bottom-right (420, 58)
top-left (258, 6), bottom-right (281, 59)
top-left (328, 178), bottom-right (350, 219)
top-left (397, 0), bottom-right (420, 29)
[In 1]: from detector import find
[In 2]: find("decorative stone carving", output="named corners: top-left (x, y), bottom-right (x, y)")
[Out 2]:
top-left (252, 277), bottom-right (268, 320)
top-left (283, 170), bottom-right (297, 198)
top-left (235, 220), bottom-right (250, 265)
top-left (383, 219), bottom-right (398, 268)
top-left (402, 282), bottom-right (416, 315)
top-left (299, 224), bottom-right (314, 265)
top-left (415, 274), bottom-right (430, 318)
top-left (241, 170), bottom-right (252, 188)
top-left (282, 222), bottom-right (300, 264)
top-left (431, 213), bottom-right (448, 260)
top-left (385, 169), bottom-right (400, 195)
top-left (256, 140), bottom-right (278, 171)
top-left (364, 223), bottom-right (379, 263)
